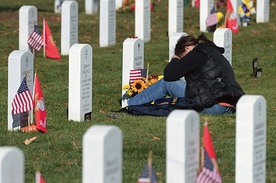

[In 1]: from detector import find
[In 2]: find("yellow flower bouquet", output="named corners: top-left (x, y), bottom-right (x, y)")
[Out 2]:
top-left (123, 75), bottom-right (164, 97)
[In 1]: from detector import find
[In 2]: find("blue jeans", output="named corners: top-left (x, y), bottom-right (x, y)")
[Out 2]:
top-left (127, 78), bottom-right (235, 115)
top-left (127, 78), bottom-right (186, 105)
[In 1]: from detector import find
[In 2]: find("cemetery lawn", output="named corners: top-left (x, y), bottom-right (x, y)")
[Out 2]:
top-left (1, 0), bottom-right (276, 182)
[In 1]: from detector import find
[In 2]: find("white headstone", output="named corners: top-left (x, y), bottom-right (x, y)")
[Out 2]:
top-left (100, 0), bottom-right (116, 47)
top-left (82, 125), bottom-right (122, 183)
top-left (61, 1), bottom-right (78, 55)
top-left (8, 50), bottom-right (34, 131)
top-left (233, 0), bottom-right (242, 26)
top-left (85, 0), bottom-right (98, 15)
top-left (236, 95), bottom-right (267, 183)
top-left (122, 37), bottom-right (144, 108)
top-left (116, 0), bottom-right (123, 9)
top-left (256, 0), bottom-right (270, 23)
top-left (169, 32), bottom-right (188, 61)
top-left (69, 44), bottom-right (92, 122)
top-left (199, 0), bottom-right (214, 32)
top-left (19, 6), bottom-right (37, 51)
top-left (213, 28), bottom-right (232, 65)
top-left (168, 0), bottom-right (183, 37)
top-left (166, 110), bottom-right (200, 183)
top-left (135, 0), bottom-right (151, 42)
top-left (0, 147), bottom-right (24, 183)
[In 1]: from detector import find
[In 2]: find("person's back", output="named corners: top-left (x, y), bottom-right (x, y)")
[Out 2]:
top-left (185, 42), bottom-right (244, 111)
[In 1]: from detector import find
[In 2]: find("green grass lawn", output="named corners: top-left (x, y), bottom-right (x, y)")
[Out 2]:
top-left (0, 0), bottom-right (276, 182)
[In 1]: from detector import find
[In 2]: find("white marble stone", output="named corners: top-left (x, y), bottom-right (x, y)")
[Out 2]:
top-left (135, 0), bottom-right (151, 42)
top-left (82, 125), bottom-right (122, 183)
top-left (166, 110), bottom-right (200, 183)
top-left (199, 0), bottom-right (214, 32)
top-left (8, 50), bottom-right (34, 131)
top-left (69, 44), bottom-right (92, 122)
top-left (236, 95), bottom-right (267, 183)
top-left (19, 6), bottom-right (37, 51)
top-left (214, 28), bottom-right (232, 65)
top-left (85, 0), bottom-right (98, 15)
top-left (122, 38), bottom-right (144, 108)
top-left (168, 0), bottom-right (183, 37)
top-left (257, 0), bottom-right (270, 23)
top-left (61, 1), bottom-right (78, 55)
top-left (0, 147), bottom-right (24, 183)
top-left (100, 0), bottom-right (116, 47)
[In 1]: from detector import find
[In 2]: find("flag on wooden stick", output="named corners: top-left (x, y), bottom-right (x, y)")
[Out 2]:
top-left (11, 76), bottom-right (34, 115)
top-left (42, 19), bottom-right (61, 60)
top-left (137, 151), bottom-right (158, 183)
top-left (196, 123), bottom-right (222, 183)
top-left (225, 0), bottom-right (239, 33)
top-left (27, 25), bottom-right (44, 51)
top-left (206, 6), bottom-right (218, 27)
top-left (33, 73), bottom-right (47, 133)
top-left (129, 69), bottom-right (147, 84)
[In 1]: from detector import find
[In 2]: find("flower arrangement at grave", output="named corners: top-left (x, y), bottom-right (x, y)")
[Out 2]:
top-left (119, 0), bottom-right (160, 12)
top-left (123, 75), bottom-right (163, 98)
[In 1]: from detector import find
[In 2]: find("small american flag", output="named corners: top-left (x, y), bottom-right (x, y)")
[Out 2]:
top-left (137, 162), bottom-right (158, 183)
top-left (196, 124), bottom-right (222, 183)
top-left (27, 25), bottom-right (44, 51)
top-left (129, 69), bottom-right (147, 84)
top-left (206, 7), bottom-right (218, 27)
top-left (11, 77), bottom-right (34, 115)
top-left (196, 149), bottom-right (222, 183)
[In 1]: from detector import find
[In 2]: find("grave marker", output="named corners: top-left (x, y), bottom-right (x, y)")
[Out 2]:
top-left (199, 0), bottom-right (214, 32)
top-left (236, 95), bottom-right (267, 183)
top-left (166, 110), bottom-right (200, 183)
top-left (100, 0), bottom-right (116, 47)
top-left (0, 147), bottom-right (24, 183)
top-left (169, 32), bottom-right (188, 61)
top-left (213, 28), bottom-right (232, 65)
top-left (61, 0), bottom-right (79, 55)
top-left (82, 125), bottom-right (122, 183)
top-left (19, 6), bottom-right (37, 51)
top-left (85, 0), bottom-right (98, 15)
top-left (122, 37), bottom-right (144, 108)
top-left (168, 0), bottom-right (183, 37)
top-left (135, 0), bottom-right (151, 42)
top-left (256, 0), bottom-right (270, 23)
top-left (8, 50), bottom-right (34, 131)
top-left (69, 44), bottom-right (92, 122)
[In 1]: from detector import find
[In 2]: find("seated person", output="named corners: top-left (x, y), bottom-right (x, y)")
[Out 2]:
top-left (126, 33), bottom-right (245, 115)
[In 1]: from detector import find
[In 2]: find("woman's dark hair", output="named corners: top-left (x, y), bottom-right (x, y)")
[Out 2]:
top-left (174, 33), bottom-right (215, 56)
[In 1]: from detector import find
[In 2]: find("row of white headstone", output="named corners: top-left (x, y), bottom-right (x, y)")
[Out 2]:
top-left (19, 0), bottom-right (150, 54)
top-left (19, 0), bottom-right (270, 56)
top-left (8, 28), bottom-right (231, 130)
top-left (1, 95), bottom-right (267, 182)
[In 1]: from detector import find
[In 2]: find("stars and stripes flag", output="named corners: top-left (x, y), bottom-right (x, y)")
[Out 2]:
top-left (196, 123), bottom-right (222, 183)
top-left (206, 6), bottom-right (218, 27)
top-left (137, 163), bottom-right (158, 183)
top-left (11, 76), bottom-right (34, 115)
top-left (129, 69), bottom-right (147, 84)
top-left (27, 25), bottom-right (44, 51)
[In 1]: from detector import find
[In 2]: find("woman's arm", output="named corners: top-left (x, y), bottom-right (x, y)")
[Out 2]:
top-left (164, 50), bottom-right (207, 81)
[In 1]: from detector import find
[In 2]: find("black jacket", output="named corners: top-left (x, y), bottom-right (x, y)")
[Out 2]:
top-left (164, 42), bottom-right (245, 111)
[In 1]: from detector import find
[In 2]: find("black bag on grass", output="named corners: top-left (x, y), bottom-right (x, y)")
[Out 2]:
top-left (126, 97), bottom-right (196, 117)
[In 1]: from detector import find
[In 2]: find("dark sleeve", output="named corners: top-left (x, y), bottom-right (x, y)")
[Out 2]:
top-left (164, 50), bottom-right (207, 81)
